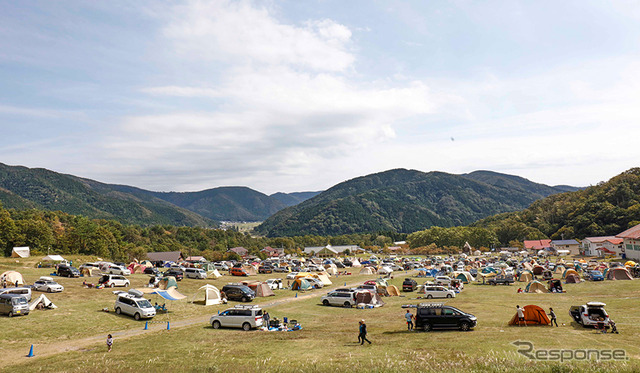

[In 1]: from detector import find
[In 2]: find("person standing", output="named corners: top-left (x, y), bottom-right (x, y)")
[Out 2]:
top-left (263, 310), bottom-right (270, 327)
top-left (516, 305), bottom-right (526, 327)
top-left (359, 320), bottom-right (371, 345)
top-left (405, 310), bottom-right (414, 331)
top-left (548, 307), bottom-right (558, 327)
top-left (106, 334), bottom-right (113, 352)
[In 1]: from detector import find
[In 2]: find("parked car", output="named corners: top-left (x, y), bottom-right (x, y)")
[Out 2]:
top-left (273, 266), bottom-right (290, 273)
top-left (164, 269), bottom-right (184, 281)
top-left (33, 276), bottom-right (64, 293)
top-left (144, 267), bottom-right (161, 276)
top-left (114, 290), bottom-right (156, 320)
top-left (434, 276), bottom-right (453, 286)
top-left (57, 264), bottom-right (80, 278)
top-left (306, 278), bottom-right (324, 289)
top-left (265, 279), bottom-right (283, 290)
top-left (487, 275), bottom-right (515, 286)
top-left (414, 303), bottom-right (477, 331)
top-left (108, 265), bottom-right (131, 276)
top-left (221, 284), bottom-right (255, 302)
top-left (230, 267), bottom-right (249, 276)
top-left (184, 268), bottom-right (207, 279)
top-left (569, 302), bottom-right (610, 328)
top-left (99, 274), bottom-right (130, 288)
top-left (402, 278), bottom-right (418, 292)
top-left (258, 265), bottom-right (273, 274)
top-left (321, 290), bottom-right (357, 307)
top-left (79, 262), bottom-right (100, 270)
top-left (210, 305), bottom-right (264, 331)
top-left (421, 285), bottom-right (455, 299)
top-left (0, 287), bottom-right (32, 302)
top-left (286, 272), bottom-right (299, 280)
top-left (588, 270), bottom-right (604, 281)
top-left (213, 262), bottom-right (229, 271)
top-left (0, 294), bottom-right (29, 317)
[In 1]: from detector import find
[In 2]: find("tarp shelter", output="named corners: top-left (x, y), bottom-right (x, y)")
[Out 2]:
top-left (525, 280), bottom-right (549, 293)
top-left (359, 267), bottom-right (375, 275)
top-left (43, 255), bottom-right (66, 262)
top-left (158, 276), bottom-right (179, 290)
top-left (1, 270), bottom-right (25, 286)
top-left (81, 267), bottom-right (101, 277)
top-left (207, 269), bottom-right (222, 279)
top-left (190, 285), bottom-right (223, 305)
top-left (606, 267), bottom-right (634, 280)
top-left (11, 247), bottom-right (30, 258)
top-left (355, 291), bottom-right (385, 308)
top-left (28, 294), bottom-right (57, 311)
top-left (566, 274), bottom-right (581, 283)
top-left (150, 288), bottom-right (186, 300)
top-left (508, 305), bottom-right (550, 326)
top-left (518, 272), bottom-right (533, 282)
top-left (387, 285), bottom-right (400, 296)
top-left (291, 278), bottom-right (312, 291)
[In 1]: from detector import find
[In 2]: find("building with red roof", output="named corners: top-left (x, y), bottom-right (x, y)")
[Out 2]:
top-left (617, 223), bottom-right (640, 260)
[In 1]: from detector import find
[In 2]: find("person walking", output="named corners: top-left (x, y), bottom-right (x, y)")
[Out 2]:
top-left (516, 305), bottom-right (526, 327)
top-left (548, 307), bottom-right (558, 327)
top-left (359, 320), bottom-right (371, 345)
top-left (106, 334), bottom-right (113, 352)
top-left (405, 310), bottom-right (414, 331)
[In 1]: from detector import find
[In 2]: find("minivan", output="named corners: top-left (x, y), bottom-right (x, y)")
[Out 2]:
top-left (57, 264), bottom-right (80, 278)
top-left (184, 268), bottom-right (207, 279)
top-left (221, 284), bottom-right (255, 302)
top-left (0, 287), bottom-right (32, 302)
top-left (114, 290), bottom-right (156, 320)
top-left (230, 267), bottom-right (249, 276)
top-left (0, 293), bottom-right (30, 317)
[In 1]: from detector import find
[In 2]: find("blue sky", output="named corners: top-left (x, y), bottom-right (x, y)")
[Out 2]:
top-left (1, 1), bottom-right (640, 194)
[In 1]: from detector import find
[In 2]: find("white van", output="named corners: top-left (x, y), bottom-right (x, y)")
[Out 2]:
top-left (0, 287), bottom-right (32, 302)
top-left (184, 268), bottom-right (207, 279)
top-left (114, 290), bottom-right (156, 320)
top-left (99, 274), bottom-right (130, 288)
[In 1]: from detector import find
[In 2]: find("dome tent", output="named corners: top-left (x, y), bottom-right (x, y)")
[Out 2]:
top-left (508, 305), bottom-right (550, 326)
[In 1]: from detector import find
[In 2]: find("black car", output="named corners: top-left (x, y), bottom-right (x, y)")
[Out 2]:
top-left (221, 284), bottom-right (255, 302)
top-left (413, 303), bottom-right (477, 332)
top-left (402, 278), bottom-right (418, 292)
top-left (342, 260), bottom-right (352, 267)
top-left (57, 265), bottom-right (80, 278)
top-left (144, 267), bottom-right (161, 276)
top-left (163, 269), bottom-right (184, 281)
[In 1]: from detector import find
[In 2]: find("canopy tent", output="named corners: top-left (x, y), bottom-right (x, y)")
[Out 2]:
top-left (28, 294), bottom-right (57, 311)
top-left (606, 267), bottom-right (634, 280)
top-left (207, 269), bottom-right (222, 279)
top-left (291, 278), bottom-right (312, 291)
top-left (190, 285), bottom-right (223, 305)
top-left (1, 270), bottom-right (25, 286)
top-left (43, 255), bottom-right (66, 262)
top-left (525, 280), bottom-right (549, 293)
top-left (11, 247), bottom-right (30, 258)
top-left (508, 305), bottom-right (550, 326)
top-left (387, 285), bottom-right (400, 296)
top-left (81, 267), bottom-right (101, 277)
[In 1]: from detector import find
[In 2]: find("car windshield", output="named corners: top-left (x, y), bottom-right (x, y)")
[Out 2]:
top-left (137, 300), bottom-right (152, 308)
top-left (12, 297), bottom-right (27, 305)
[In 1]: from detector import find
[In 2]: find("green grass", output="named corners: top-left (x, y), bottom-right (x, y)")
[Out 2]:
top-left (2, 256), bottom-right (640, 372)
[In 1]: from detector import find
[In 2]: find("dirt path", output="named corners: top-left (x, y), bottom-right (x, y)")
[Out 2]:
top-left (2, 282), bottom-right (360, 367)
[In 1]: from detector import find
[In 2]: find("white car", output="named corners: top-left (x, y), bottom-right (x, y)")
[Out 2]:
top-left (99, 274), bottom-right (130, 288)
top-left (265, 279), bottom-right (283, 290)
top-left (321, 290), bottom-right (357, 307)
top-left (33, 277), bottom-right (64, 293)
top-left (184, 268), bottom-right (207, 279)
top-left (213, 262), bottom-right (229, 271)
top-left (210, 305), bottom-right (264, 331)
top-left (421, 285), bottom-right (455, 299)
top-left (108, 265), bottom-right (131, 276)
top-left (114, 291), bottom-right (156, 320)
top-left (434, 276), bottom-right (453, 286)
top-left (286, 272), bottom-right (299, 280)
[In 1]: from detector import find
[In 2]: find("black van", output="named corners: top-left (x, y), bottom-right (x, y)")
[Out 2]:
top-left (414, 303), bottom-right (477, 331)
top-left (222, 284), bottom-right (255, 302)
top-left (57, 265), bottom-right (80, 278)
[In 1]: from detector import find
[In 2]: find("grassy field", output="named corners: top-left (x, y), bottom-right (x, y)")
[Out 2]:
top-left (2, 256), bottom-right (640, 372)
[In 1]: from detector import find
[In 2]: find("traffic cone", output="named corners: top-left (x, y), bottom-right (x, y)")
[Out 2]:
top-left (27, 344), bottom-right (34, 357)
top-left (167, 322), bottom-right (170, 330)
top-left (344, 282), bottom-right (346, 286)
top-left (295, 292), bottom-right (298, 298)
top-left (144, 321), bottom-right (148, 330)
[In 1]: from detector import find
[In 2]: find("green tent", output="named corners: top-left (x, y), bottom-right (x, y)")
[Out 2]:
top-left (291, 278), bottom-right (312, 291)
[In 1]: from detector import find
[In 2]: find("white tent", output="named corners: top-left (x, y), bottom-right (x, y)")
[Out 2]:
top-left (43, 254), bottom-right (66, 262)
top-left (378, 266), bottom-right (393, 275)
top-left (190, 284), bottom-right (223, 306)
top-left (29, 294), bottom-right (57, 311)
top-left (207, 269), bottom-right (222, 279)
top-left (351, 259), bottom-right (361, 267)
top-left (11, 247), bottom-right (30, 258)
top-left (359, 266), bottom-right (375, 275)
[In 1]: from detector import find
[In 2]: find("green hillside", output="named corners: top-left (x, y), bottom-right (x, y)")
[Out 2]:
top-left (256, 169), bottom-right (571, 237)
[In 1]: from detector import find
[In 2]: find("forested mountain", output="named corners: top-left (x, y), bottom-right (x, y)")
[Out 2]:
top-left (472, 168), bottom-right (640, 244)
top-left (0, 163), bottom-right (215, 227)
top-left (256, 169), bottom-right (572, 237)
top-left (270, 191), bottom-right (322, 207)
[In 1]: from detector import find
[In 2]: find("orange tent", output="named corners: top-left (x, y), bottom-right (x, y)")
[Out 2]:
top-left (508, 305), bottom-right (550, 326)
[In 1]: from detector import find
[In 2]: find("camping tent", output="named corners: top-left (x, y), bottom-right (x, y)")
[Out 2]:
top-left (553, 265), bottom-right (566, 275)
top-left (359, 267), bottom-right (375, 275)
top-left (315, 273), bottom-right (333, 286)
top-left (351, 259), bottom-right (361, 267)
top-left (565, 274), bottom-right (581, 283)
top-left (1, 270), bottom-right (25, 286)
top-left (28, 294), bottom-right (57, 311)
top-left (325, 266), bottom-right (338, 275)
top-left (355, 291), bottom-right (385, 308)
top-left (518, 272), bottom-right (533, 282)
top-left (128, 263), bottom-right (146, 274)
top-left (508, 305), bottom-right (550, 325)
top-left (387, 285), bottom-right (400, 296)
top-left (11, 247), bottom-right (30, 258)
top-left (291, 278), bottom-right (312, 291)
top-left (525, 280), bottom-right (549, 293)
top-left (562, 269), bottom-right (580, 279)
top-left (140, 260), bottom-right (153, 267)
top-left (242, 265), bottom-right (257, 276)
top-left (606, 267), bottom-right (634, 280)
top-left (158, 276), bottom-right (179, 290)
top-left (454, 272), bottom-right (474, 284)
top-left (378, 266), bottom-right (393, 275)
top-left (207, 269), bottom-right (222, 279)
top-left (532, 265), bottom-right (545, 275)
top-left (190, 284), bottom-right (223, 305)
top-left (43, 254), bottom-right (66, 262)
top-left (81, 267), bottom-right (101, 277)
top-left (251, 282), bottom-right (275, 297)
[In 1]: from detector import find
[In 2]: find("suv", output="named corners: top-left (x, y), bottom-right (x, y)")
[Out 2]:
top-left (33, 277), bottom-right (64, 293)
top-left (184, 268), bottom-right (207, 279)
top-left (144, 267), bottom-right (161, 276)
top-left (108, 265), bottom-right (131, 276)
top-left (570, 302), bottom-right (610, 327)
top-left (258, 265), bottom-right (273, 274)
top-left (114, 290), bottom-right (156, 320)
top-left (588, 270), bottom-right (604, 281)
top-left (421, 285), bottom-right (455, 299)
top-left (321, 290), bottom-right (357, 307)
top-left (230, 267), bottom-right (249, 276)
top-left (487, 275), bottom-right (515, 286)
top-left (99, 274), bottom-right (130, 288)
top-left (221, 284), bottom-right (255, 302)
top-left (164, 269), bottom-right (184, 281)
top-left (210, 305), bottom-right (264, 331)
top-left (214, 262), bottom-right (229, 271)
top-left (402, 278), bottom-right (418, 292)
top-left (414, 303), bottom-right (477, 332)
top-left (57, 264), bottom-right (80, 278)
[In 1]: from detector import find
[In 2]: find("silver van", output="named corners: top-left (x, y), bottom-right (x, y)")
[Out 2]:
top-left (114, 290), bottom-right (156, 320)
top-left (184, 268), bottom-right (207, 279)
top-left (0, 287), bottom-right (32, 302)
top-left (0, 294), bottom-right (30, 317)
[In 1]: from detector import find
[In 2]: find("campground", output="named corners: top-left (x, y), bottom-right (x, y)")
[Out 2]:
top-left (2, 256), bottom-right (640, 372)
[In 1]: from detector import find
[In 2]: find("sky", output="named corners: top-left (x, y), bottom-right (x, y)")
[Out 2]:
top-left (1, 0), bottom-right (640, 194)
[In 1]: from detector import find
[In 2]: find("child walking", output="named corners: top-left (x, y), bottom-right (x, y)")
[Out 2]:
top-left (106, 334), bottom-right (113, 352)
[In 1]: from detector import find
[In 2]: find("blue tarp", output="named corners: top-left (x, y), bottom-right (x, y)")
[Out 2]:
top-left (150, 290), bottom-right (182, 301)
